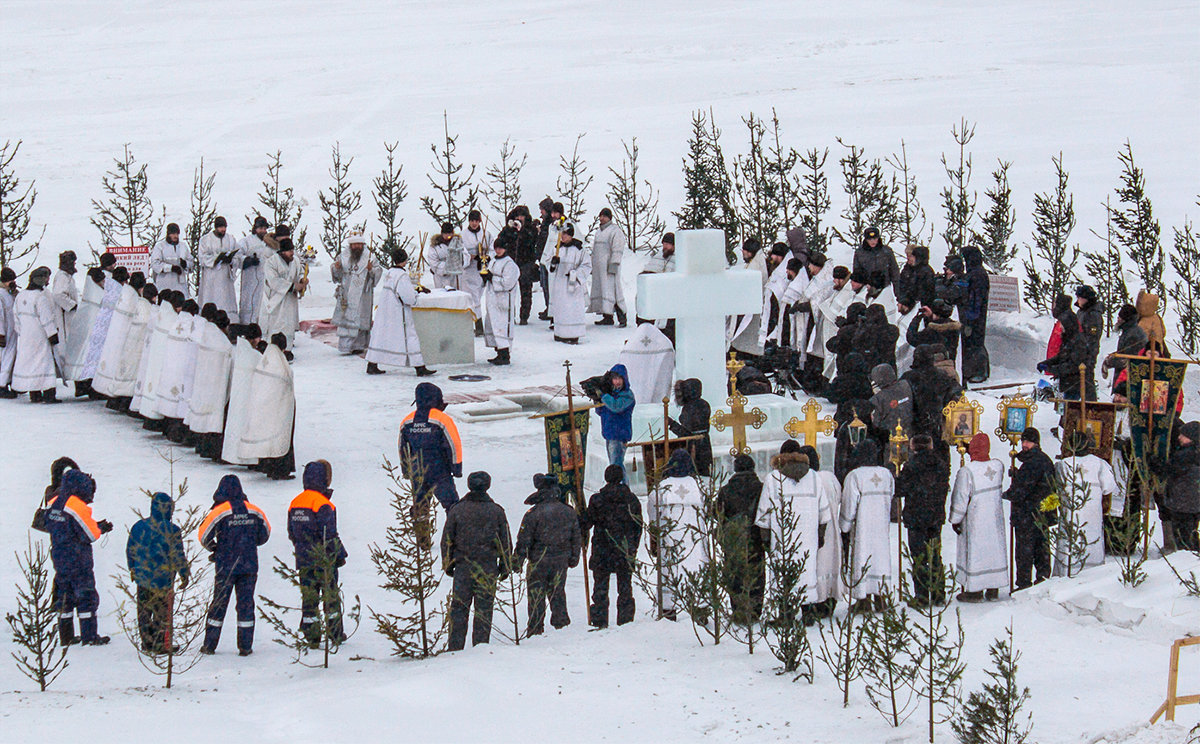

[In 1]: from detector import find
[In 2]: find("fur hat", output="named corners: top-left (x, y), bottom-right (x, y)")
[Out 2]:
top-left (467, 471), bottom-right (492, 492)
top-left (604, 464), bottom-right (624, 484)
top-left (1021, 427), bottom-right (1040, 445)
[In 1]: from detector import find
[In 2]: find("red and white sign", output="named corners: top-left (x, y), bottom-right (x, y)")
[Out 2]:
top-left (107, 245), bottom-right (151, 277)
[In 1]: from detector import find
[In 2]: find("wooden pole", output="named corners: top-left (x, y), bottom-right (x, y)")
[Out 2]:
top-left (1007, 441), bottom-right (1017, 594)
top-left (658, 396), bottom-right (670, 619)
top-left (1143, 352), bottom-right (1157, 560)
top-left (563, 361), bottom-right (591, 613)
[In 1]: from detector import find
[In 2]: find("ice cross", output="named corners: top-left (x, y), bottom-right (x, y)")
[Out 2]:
top-left (637, 229), bottom-right (763, 405)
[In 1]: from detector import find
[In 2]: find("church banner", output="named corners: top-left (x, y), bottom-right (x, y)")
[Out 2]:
top-left (542, 407), bottom-right (593, 500)
top-left (1125, 356), bottom-right (1188, 465)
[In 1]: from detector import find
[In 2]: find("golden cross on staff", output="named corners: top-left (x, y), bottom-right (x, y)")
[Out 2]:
top-left (783, 398), bottom-right (837, 446)
top-left (725, 351), bottom-right (745, 396)
top-left (711, 353), bottom-right (765, 456)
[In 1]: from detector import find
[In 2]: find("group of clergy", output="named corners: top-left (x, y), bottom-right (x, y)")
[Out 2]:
top-left (0, 247), bottom-right (298, 479)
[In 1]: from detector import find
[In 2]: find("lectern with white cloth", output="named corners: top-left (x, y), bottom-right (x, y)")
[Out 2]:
top-left (411, 288), bottom-right (475, 365)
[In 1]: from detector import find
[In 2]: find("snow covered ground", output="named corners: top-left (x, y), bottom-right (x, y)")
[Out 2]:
top-left (3, 2), bottom-right (1200, 743)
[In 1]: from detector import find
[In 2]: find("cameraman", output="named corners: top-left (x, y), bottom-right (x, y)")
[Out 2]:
top-left (589, 365), bottom-right (635, 482)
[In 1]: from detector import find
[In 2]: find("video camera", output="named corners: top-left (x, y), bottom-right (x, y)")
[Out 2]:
top-left (579, 373), bottom-right (613, 403)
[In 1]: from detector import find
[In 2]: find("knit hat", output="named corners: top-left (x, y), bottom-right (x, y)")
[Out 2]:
top-left (733, 454), bottom-right (755, 473)
top-left (604, 464), bottom-right (624, 484)
top-left (1117, 304), bottom-right (1138, 323)
top-left (742, 238), bottom-right (761, 256)
top-left (779, 439), bottom-right (802, 454)
top-left (968, 432), bottom-right (991, 462)
top-left (1021, 427), bottom-right (1040, 445)
top-left (770, 242), bottom-right (790, 258)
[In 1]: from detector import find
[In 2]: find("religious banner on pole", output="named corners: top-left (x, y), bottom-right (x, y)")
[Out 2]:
top-left (1060, 401), bottom-right (1118, 461)
top-left (1124, 356), bottom-right (1189, 464)
top-left (539, 407), bottom-right (594, 496)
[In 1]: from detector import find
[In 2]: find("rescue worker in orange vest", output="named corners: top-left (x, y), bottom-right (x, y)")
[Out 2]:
top-left (288, 460), bottom-right (348, 647)
top-left (46, 468), bottom-right (113, 646)
top-left (400, 382), bottom-right (464, 511)
top-left (198, 475), bottom-right (270, 656)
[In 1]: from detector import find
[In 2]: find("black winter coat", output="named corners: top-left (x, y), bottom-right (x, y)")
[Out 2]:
top-left (903, 348), bottom-right (962, 441)
top-left (896, 262), bottom-right (936, 312)
top-left (906, 314), bottom-right (961, 358)
top-left (583, 482), bottom-right (643, 572)
top-left (1102, 316), bottom-right (1147, 386)
top-left (668, 378), bottom-right (713, 476)
top-left (515, 489), bottom-right (582, 570)
top-left (1043, 309), bottom-right (1086, 398)
top-left (441, 490), bottom-right (513, 576)
top-left (1164, 443), bottom-right (1200, 515)
top-left (497, 222), bottom-right (541, 266)
top-left (897, 449), bottom-right (949, 529)
top-left (1004, 446), bottom-right (1056, 529)
top-left (852, 306), bottom-right (899, 370)
top-left (827, 353), bottom-right (873, 421)
top-left (716, 471), bottom-right (766, 562)
top-left (853, 242), bottom-right (900, 289)
top-left (1076, 301), bottom-right (1104, 367)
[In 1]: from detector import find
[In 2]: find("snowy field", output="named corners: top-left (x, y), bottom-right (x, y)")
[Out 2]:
top-left (3, 2), bottom-right (1200, 743)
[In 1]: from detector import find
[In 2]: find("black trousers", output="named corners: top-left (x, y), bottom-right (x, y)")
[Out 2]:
top-left (518, 262), bottom-right (538, 321)
top-left (527, 560), bottom-right (569, 634)
top-left (448, 568), bottom-right (496, 651)
top-left (907, 524), bottom-right (944, 602)
top-left (539, 265), bottom-right (550, 314)
top-left (1014, 523), bottom-right (1050, 589)
top-left (590, 567), bottom-right (635, 627)
top-left (204, 572), bottom-right (257, 652)
top-left (1171, 513), bottom-right (1200, 552)
top-left (298, 564), bottom-right (343, 644)
top-left (137, 585), bottom-right (172, 651)
top-left (54, 570), bottom-right (101, 642)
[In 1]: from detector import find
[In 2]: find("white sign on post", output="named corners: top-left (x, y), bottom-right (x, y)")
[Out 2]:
top-left (636, 229), bottom-right (762, 404)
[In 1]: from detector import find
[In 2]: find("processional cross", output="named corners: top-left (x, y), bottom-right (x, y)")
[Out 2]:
top-left (784, 398), bottom-right (837, 446)
top-left (710, 353), bottom-right (767, 456)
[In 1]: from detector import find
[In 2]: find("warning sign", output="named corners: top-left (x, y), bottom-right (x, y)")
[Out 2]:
top-left (988, 274), bottom-right (1021, 314)
top-left (107, 245), bottom-right (151, 277)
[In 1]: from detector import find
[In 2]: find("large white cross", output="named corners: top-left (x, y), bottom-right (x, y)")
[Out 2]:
top-left (637, 230), bottom-right (763, 405)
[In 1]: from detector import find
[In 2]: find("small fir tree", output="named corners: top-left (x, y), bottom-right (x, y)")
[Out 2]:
top-left (1111, 457), bottom-right (1150, 587)
top-left (830, 138), bottom-right (902, 246)
top-left (91, 143), bottom-right (161, 249)
top-left (759, 490), bottom-right (815, 682)
top-left (940, 118), bottom-right (977, 254)
top-left (1085, 197), bottom-right (1129, 334)
top-left (887, 140), bottom-right (928, 247)
top-left (606, 137), bottom-right (665, 254)
top-left (1168, 207), bottom-right (1200, 355)
top-left (1049, 458), bottom-right (1096, 578)
top-left (673, 475), bottom-right (730, 645)
top-left (5, 537), bottom-right (69, 691)
top-left (764, 109), bottom-right (801, 233)
top-left (556, 133), bottom-right (594, 226)
top-left (816, 548), bottom-right (871, 707)
top-left (114, 469), bottom-right (208, 689)
top-left (483, 138), bottom-right (526, 221)
top-left (258, 554), bottom-right (361, 669)
top-left (717, 489), bottom-right (763, 655)
top-left (673, 109), bottom-right (740, 263)
top-left (1110, 141), bottom-right (1163, 297)
top-left (317, 141), bottom-right (364, 259)
top-left (186, 159), bottom-right (217, 295)
top-left (1164, 554), bottom-right (1200, 597)
top-left (862, 583), bottom-right (919, 727)
top-left (0, 139), bottom-right (42, 274)
top-left (421, 112), bottom-right (478, 229)
top-left (249, 150), bottom-right (307, 248)
top-left (369, 456), bottom-right (447, 658)
top-left (733, 112), bottom-right (782, 249)
top-left (905, 543), bottom-right (967, 744)
top-left (371, 141), bottom-right (412, 269)
top-left (951, 626), bottom-right (1033, 744)
top-left (972, 160), bottom-right (1017, 273)
top-left (478, 537), bottom-right (526, 645)
top-left (1021, 154), bottom-right (1080, 314)
top-left (797, 147), bottom-right (833, 255)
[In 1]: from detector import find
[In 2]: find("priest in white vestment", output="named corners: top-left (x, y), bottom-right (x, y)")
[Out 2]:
top-left (1053, 433), bottom-right (1118, 576)
top-left (839, 440), bottom-right (894, 609)
top-left (588, 209), bottom-right (627, 326)
top-left (149, 223), bottom-right (191, 297)
top-left (238, 335), bottom-right (296, 480)
top-left (237, 217), bottom-right (274, 324)
top-left (93, 278), bottom-right (144, 399)
top-left (186, 314), bottom-right (234, 460)
top-left (617, 323), bottom-right (675, 407)
top-left (61, 270), bottom-right (104, 385)
top-left (949, 433), bottom-right (1008, 600)
top-left (800, 444), bottom-right (843, 613)
top-left (0, 269), bottom-right (18, 398)
top-left (820, 270), bottom-right (870, 380)
top-left (12, 268), bottom-right (60, 402)
top-left (133, 298), bottom-right (179, 423)
top-left (647, 449), bottom-right (707, 619)
top-left (330, 232), bottom-right (382, 354)
top-left (459, 211), bottom-right (491, 332)
top-left (77, 264), bottom-right (126, 392)
top-left (221, 336), bottom-right (262, 465)
top-left (482, 240), bottom-right (519, 366)
top-left (258, 239), bottom-right (305, 353)
top-left (548, 225), bottom-right (590, 344)
top-left (198, 217), bottom-right (240, 316)
top-left (50, 251), bottom-right (79, 342)
top-left (366, 248), bottom-right (434, 377)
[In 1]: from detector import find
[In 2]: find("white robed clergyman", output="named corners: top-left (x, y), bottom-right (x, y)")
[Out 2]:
top-left (152, 309), bottom-right (199, 420)
top-left (95, 291), bottom-right (153, 399)
top-left (839, 442), bottom-right (894, 600)
top-left (548, 231), bottom-right (590, 341)
top-left (588, 213), bottom-right (627, 319)
top-left (809, 460), bottom-right (843, 605)
top-left (237, 342), bottom-right (295, 461)
top-left (132, 302), bottom-right (178, 419)
top-left (459, 220), bottom-right (491, 319)
top-left (949, 435), bottom-right (1008, 594)
top-left (648, 451), bottom-right (708, 614)
top-left (50, 266), bottom-right (79, 342)
top-left (366, 255), bottom-right (425, 370)
top-left (12, 273), bottom-right (58, 394)
top-left (758, 259), bottom-right (792, 349)
top-left (221, 338), bottom-right (262, 465)
top-left (0, 282), bottom-right (17, 392)
top-left (819, 279), bottom-right (869, 380)
top-left (797, 265), bottom-right (836, 364)
top-left (61, 275), bottom-right (104, 382)
top-left (149, 234), bottom-right (191, 296)
top-left (78, 272), bottom-right (123, 382)
top-left (1053, 448), bottom-right (1118, 575)
top-left (93, 282), bottom-right (143, 397)
top-left (617, 323), bottom-right (675, 406)
top-left (237, 226), bottom-right (274, 324)
top-left (482, 246), bottom-right (519, 356)
top-left (755, 452), bottom-right (833, 600)
top-left (199, 226), bottom-right (240, 317)
top-left (259, 249), bottom-right (302, 350)
top-left (428, 232), bottom-right (466, 291)
top-left (185, 318), bottom-right (233, 436)
top-left (330, 234), bottom-right (382, 354)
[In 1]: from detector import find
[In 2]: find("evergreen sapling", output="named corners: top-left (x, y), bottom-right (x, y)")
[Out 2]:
top-left (733, 113), bottom-right (782, 250)
top-left (556, 133), bottom-right (594, 228)
top-left (972, 160), bottom-right (1017, 274)
top-left (370, 141), bottom-right (413, 269)
top-left (0, 139), bottom-right (42, 274)
top-left (317, 141), bottom-right (364, 259)
top-left (759, 487), bottom-right (816, 681)
top-left (249, 150), bottom-right (307, 248)
top-left (483, 138), bottom-right (526, 221)
top-left (861, 582), bottom-right (918, 727)
top-left (1021, 154), bottom-right (1080, 314)
top-left (816, 545), bottom-right (871, 707)
top-left (940, 118), bottom-right (977, 254)
top-left (797, 147), bottom-right (833, 255)
top-left (186, 159), bottom-right (217, 295)
top-left (905, 545), bottom-right (967, 744)
top-left (887, 140), bottom-right (928, 247)
top-left (951, 625), bottom-right (1033, 744)
top-left (1167, 205), bottom-right (1200, 355)
top-left (1110, 141), bottom-right (1163, 297)
top-left (5, 537), bottom-right (68, 691)
top-left (90, 143), bottom-right (163, 252)
top-left (831, 138), bottom-right (902, 247)
top-left (673, 474), bottom-right (730, 645)
top-left (1085, 197), bottom-right (1129, 334)
top-left (606, 137), bottom-right (665, 254)
top-left (421, 112), bottom-right (479, 229)
top-left (673, 109), bottom-right (739, 263)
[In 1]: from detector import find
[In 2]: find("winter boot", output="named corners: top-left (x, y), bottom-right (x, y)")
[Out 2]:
top-left (488, 348), bottom-right (510, 366)
top-left (366, 362), bottom-right (386, 375)
top-left (984, 588), bottom-right (1000, 601)
top-left (0, 385), bottom-right (17, 399)
top-left (73, 379), bottom-right (92, 398)
top-left (415, 366), bottom-right (437, 377)
top-left (29, 390), bottom-right (42, 403)
top-left (594, 314), bottom-right (615, 326)
top-left (474, 319), bottom-right (484, 337)
top-left (58, 617), bottom-right (77, 646)
top-left (537, 310), bottom-right (551, 321)
top-left (42, 388), bottom-right (61, 404)
top-left (616, 307), bottom-right (627, 327)
top-left (956, 591), bottom-right (985, 603)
